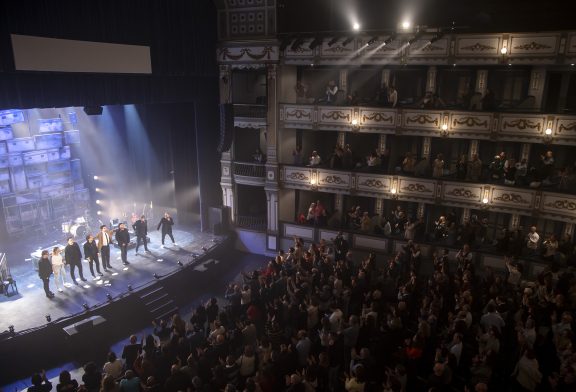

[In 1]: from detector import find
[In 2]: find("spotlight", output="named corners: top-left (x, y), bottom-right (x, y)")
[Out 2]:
top-left (93, 175), bottom-right (99, 180)
top-left (308, 37), bottom-right (323, 50)
top-left (352, 119), bottom-right (359, 126)
top-left (106, 293), bottom-right (113, 301)
top-left (407, 37), bottom-right (417, 45)
top-left (96, 200), bottom-right (101, 205)
top-left (367, 37), bottom-right (378, 46)
top-left (177, 261), bottom-right (184, 267)
top-left (352, 22), bottom-right (360, 31)
top-left (45, 314), bottom-right (51, 323)
top-left (401, 20), bottom-right (411, 30)
top-left (95, 187), bottom-right (101, 192)
top-left (8, 325), bottom-right (14, 334)
top-left (342, 36), bottom-right (354, 46)
top-left (279, 37), bottom-right (292, 52)
top-left (154, 273), bottom-right (160, 279)
top-left (82, 303), bottom-right (89, 311)
top-left (97, 211), bottom-right (103, 216)
top-left (500, 47), bottom-right (508, 55)
top-left (128, 285), bottom-right (133, 291)
top-left (327, 37), bottom-right (340, 47)
top-left (383, 33), bottom-right (396, 46)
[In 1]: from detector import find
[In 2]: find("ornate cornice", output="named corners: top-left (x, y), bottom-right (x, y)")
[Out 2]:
top-left (544, 199), bottom-right (576, 211)
top-left (494, 193), bottom-right (530, 204)
top-left (406, 114), bottom-right (439, 126)
top-left (503, 119), bottom-right (541, 131)
top-left (358, 179), bottom-right (386, 189)
top-left (286, 172), bottom-right (309, 181)
top-left (285, 109), bottom-right (311, 120)
top-left (321, 175), bottom-right (346, 185)
top-left (321, 111), bottom-right (350, 121)
top-left (452, 116), bottom-right (488, 128)
top-left (446, 188), bottom-right (479, 199)
top-left (460, 42), bottom-right (496, 52)
top-left (362, 112), bottom-right (394, 123)
top-left (218, 46), bottom-right (276, 61)
top-left (401, 183), bottom-right (433, 193)
top-left (513, 41), bottom-right (552, 50)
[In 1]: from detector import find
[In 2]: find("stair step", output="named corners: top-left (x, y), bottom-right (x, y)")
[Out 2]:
top-left (155, 307), bottom-right (179, 321)
top-left (144, 293), bottom-right (169, 307)
top-left (150, 300), bottom-right (175, 315)
top-left (139, 286), bottom-right (165, 300)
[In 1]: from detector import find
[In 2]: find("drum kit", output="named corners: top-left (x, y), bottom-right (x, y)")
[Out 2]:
top-left (61, 216), bottom-right (90, 239)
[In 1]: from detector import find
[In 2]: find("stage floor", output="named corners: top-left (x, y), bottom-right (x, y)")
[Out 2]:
top-left (0, 226), bottom-right (225, 333)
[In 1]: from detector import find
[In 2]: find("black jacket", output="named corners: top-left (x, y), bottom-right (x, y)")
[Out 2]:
top-left (116, 228), bottom-right (130, 245)
top-left (157, 217), bottom-right (174, 233)
top-left (132, 219), bottom-right (148, 237)
top-left (64, 242), bottom-right (82, 265)
top-left (83, 241), bottom-right (98, 260)
top-left (38, 257), bottom-right (52, 279)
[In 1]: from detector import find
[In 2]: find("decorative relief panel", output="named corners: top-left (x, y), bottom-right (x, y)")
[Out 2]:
top-left (281, 105), bottom-right (314, 123)
top-left (554, 117), bottom-right (576, 137)
top-left (443, 183), bottom-right (483, 203)
top-left (491, 187), bottom-right (535, 210)
top-left (403, 110), bottom-right (442, 130)
top-left (397, 178), bottom-right (435, 199)
top-left (456, 36), bottom-right (501, 56)
top-left (320, 40), bottom-right (355, 57)
top-left (283, 167), bottom-right (312, 185)
top-left (509, 35), bottom-right (558, 55)
top-left (500, 114), bottom-right (546, 136)
top-left (284, 40), bottom-right (315, 57)
top-left (218, 46), bottom-right (278, 63)
top-left (318, 107), bottom-right (353, 126)
top-left (449, 112), bottom-right (492, 132)
top-left (317, 170), bottom-right (350, 189)
top-left (356, 174), bottom-right (391, 193)
top-left (359, 108), bottom-right (396, 127)
top-left (407, 39), bottom-right (450, 57)
top-left (541, 193), bottom-right (576, 219)
top-left (284, 223), bottom-right (314, 241)
top-left (567, 33), bottom-right (576, 55)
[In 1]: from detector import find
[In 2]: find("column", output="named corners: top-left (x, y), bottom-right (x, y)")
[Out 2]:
top-left (265, 64), bottom-right (281, 245)
top-left (520, 143), bottom-right (531, 162)
top-left (426, 66), bottom-right (437, 94)
top-left (334, 193), bottom-right (344, 227)
top-left (563, 223), bottom-right (574, 239)
top-left (378, 134), bottom-right (387, 154)
top-left (469, 140), bottom-right (479, 160)
top-left (557, 72), bottom-right (571, 112)
top-left (529, 67), bottom-right (546, 110)
top-left (219, 65), bottom-right (232, 104)
top-left (381, 69), bottom-right (391, 88)
top-left (421, 137), bottom-right (431, 160)
top-left (339, 69), bottom-right (348, 96)
top-left (461, 208), bottom-right (471, 224)
top-left (475, 70), bottom-right (488, 95)
top-left (509, 214), bottom-right (520, 231)
top-left (221, 185), bottom-right (235, 223)
top-left (337, 131), bottom-right (346, 147)
top-left (219, 65), bottom-right (235, 222)
top-left (417, 203), bottom-right (425, 219)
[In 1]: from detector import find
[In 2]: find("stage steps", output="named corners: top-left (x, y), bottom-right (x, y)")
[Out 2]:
top-left (138, 285), bottom-right (178, 321)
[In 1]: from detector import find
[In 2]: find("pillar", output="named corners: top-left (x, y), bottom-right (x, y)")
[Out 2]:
top-left (469, 140), bottom-right (479, 160)
top-left (417, 203), bottom-right (425, 219)
top-left (426, 66), bottom-right (437, 94)
top-left (461, 208), bottom-right (471, 224)
top-left (475, 70), bottom-right (488, 95)
top-left (265, 64), bottom-right (281, 244)
top-left (339, 69), bottom-right (348, 96)
top-left (563, 223), bottom-right (574, 239)
top-left (520, 143), bottom-right (531, 163)
top-left (337, 131), bottom-right (346, 147)
top-left (509, 214), bottom-right (520, 231)
top-left (422, 137), bottom-right (432, 160)
top-left (378, 134), bottom-right (387, 154)
top-left (381, 69), bottom-right (391, 88)
top-left (529, 67), bottom-right (546, 110)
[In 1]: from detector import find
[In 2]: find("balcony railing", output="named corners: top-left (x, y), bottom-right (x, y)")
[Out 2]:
top-left (233, 104), bottom-right (267, 118)
top-left (280, 164), bottom-right (576, 223)
top-left (233, 162), bottom-right (266, 178)
top-left (279, 103), bottom-right (576, 145)
top-left (236, 215), bottom-right (267, 231)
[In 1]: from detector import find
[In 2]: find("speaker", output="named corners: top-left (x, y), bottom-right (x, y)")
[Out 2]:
top-left (217, 103), bottom-right (234, 153)
top-left (83, 105), bottom-right (103, 115)
top-left (209, 206), bottom-right (230, 233)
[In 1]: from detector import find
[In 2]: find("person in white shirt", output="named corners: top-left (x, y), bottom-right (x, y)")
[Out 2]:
top-left (309, 151), bottom-right (321, 166)
top-left (449, 333), bottom-right (463, 366)
top-left (526, 226), bottom-right (540, 255)
top-left (325, 80), bottom-right (338, 104)
top-left (102, 352), bottom-right (123, 379)
top-left (51, 246), bottom-right (67, 292)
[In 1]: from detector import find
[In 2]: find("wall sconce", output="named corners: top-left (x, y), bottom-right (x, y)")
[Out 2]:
top-left (544, 127), bottom-right (553, 144)
top-left (441, 123), bottom-right (448, 137)
top-left (351, 118), bottom-right (360, 131)
top-left (310, 173), bottom-right (318, 189)
top-left (500, 47), bottom-right (508, 55)
top-left (390, 187), bottom-right (398, 199)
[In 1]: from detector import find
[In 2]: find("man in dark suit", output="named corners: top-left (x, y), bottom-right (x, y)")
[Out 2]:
top-left (157, 212), bottom-right (176, 247)
top-left (116, 223), bottom-right (130, 265)
top-left (133, 215), bottom-right (149, 255)
top-left (83, 234), bottom-right (102, 278)
top-left (38, 250), bottom-right (54, 298)
top-left (64, 237), bottom-right (87, 284)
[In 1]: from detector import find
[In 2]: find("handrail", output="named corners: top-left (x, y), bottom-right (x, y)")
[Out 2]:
top-left (233, 104), bottom-right (267, 118)
top-left (233, 162), bottom-right (266, 177)
top-left (236, 215), bottom-right (267, 231)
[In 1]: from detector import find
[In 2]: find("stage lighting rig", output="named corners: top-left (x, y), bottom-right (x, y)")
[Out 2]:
top-left (106, 293), bottom-right (113, 302)
top-left (290, 37), bottom-right (305, 51)
top-left (177, 260), bottom-right (184, 267)
top-left (366, 37), bottom-right (378, 46)
top-left (8, 325), bottom-right (15, 334)
top-left (45, 314), bottom-right (51, 323)
top-left (308, 37), bottom-right (323, 50)
top-left (383, 33), bottom-right (397, 46)
top-left (342, 36), bottom-right (354, 47)
top-left (82, 303), bottom-right (89, 311)
top-left (327, 36), bottom-right (340, 47)
top-left (153, 273), bottom-right (160, 279)
top-left (128, 285), bottom-right (133, 291)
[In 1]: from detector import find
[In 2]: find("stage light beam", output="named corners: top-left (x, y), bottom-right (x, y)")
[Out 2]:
top-left (93, 175), bottom-right (99, 180)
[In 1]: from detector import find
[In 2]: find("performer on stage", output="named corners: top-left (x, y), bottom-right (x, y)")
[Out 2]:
top-left (132, 215), bottom-right (149, 255)
top-left (39, 250), bottom-right (54, 298)
top-left (51, 246), bottom-right (67, 292)
top-left (97, 225), bottom-right (113, 271)
top-left (84, 234), bottom-right (103, 278)
top-left (64, 237), bottom-right (87, 285)
top-left (116, 223), bottom-right (130, 265)
top-left (157, 212), bottom-right (177, 247)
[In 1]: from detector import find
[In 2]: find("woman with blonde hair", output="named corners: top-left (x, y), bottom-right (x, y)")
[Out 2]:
top-left (51, 246), bottom-right (67, 292)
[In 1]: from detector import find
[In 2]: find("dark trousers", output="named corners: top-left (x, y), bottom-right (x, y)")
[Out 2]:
top-left (100, 245), bottom-right (111, 269)
top-left (41, 277), bottom-right (51, 296)
top-left (161, 231), bottom-right (175, 245)
top-left (136, 235), bottom-right (148, 252)
top-left (120, 244), bottom-right (128, 264)
top-left (70, 262), bottom-right (85, 282)
top-left (88, 256), bottom-right (102, 276)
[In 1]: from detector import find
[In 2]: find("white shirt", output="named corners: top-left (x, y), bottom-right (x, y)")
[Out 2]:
top-left (527, 232), bottom-right (540, 249)
top-left (310, 155), bottom-right (321, 166)
top-left (101, 231), bottom-right (109, 246)
top-left (51, 254), bottom-right (64, 266)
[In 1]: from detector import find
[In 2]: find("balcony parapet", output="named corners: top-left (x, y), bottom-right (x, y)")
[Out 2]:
top-left (233, 162), bottom-right (266, 186)
top-left (279, 104), bottom-right (576, 145)
top-left (279, 165), bottom-right (576, 222)
top-left (233, 104), bottom-right (267, 129)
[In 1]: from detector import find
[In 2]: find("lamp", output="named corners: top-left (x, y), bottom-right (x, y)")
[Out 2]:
top-left (390, 188), bottom-right (398, 199)
top-left (128, 285), bottom-right (133, 291)
top-left (544, 128), bottom-right (553, 143)
top-left (106, 293), bottom-right (113, 302)
top-left (45, 314), bottom-right (51, 323)
top-left (177, 260), bottom-right (184, 267)
top-left (8, 325), bottom-right (14, 334)
top-left (154, 273), bottom-right (160, 279)
top-left (441, 123), bottom-right (449, 137)
top-left (82, 303), bottom-right (89, 311)
top-left (351, 118), bottom-right (360, 131)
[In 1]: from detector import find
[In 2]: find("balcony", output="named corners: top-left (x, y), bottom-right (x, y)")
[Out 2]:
top-left (279, 104), bottom-right (576, 145)
top-left (236, 215), bottom-right (267, 232)
top-left (279, 164), bottom-right (576, 223)
top-left (233, 104), bottom-right (267, 129)
top-left (233, 162), bottom-right (266, 186)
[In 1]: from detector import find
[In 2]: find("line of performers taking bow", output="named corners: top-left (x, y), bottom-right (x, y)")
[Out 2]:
top-left (37, 213), bottom-right (176, 298)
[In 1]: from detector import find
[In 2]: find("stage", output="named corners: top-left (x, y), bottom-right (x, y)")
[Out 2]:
top-left (0, 225), bottom-right (225, 333)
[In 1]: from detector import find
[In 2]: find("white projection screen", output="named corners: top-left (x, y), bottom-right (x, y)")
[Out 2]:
top-left (11, 34), bottom-right (152, 74)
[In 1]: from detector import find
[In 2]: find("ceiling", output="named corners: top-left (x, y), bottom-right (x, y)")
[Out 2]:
top-left (277, 0), bottom-right (576, 35)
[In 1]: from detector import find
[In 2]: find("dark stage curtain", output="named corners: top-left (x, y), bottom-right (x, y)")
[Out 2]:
top-left (0, 0), bottom-right (218, 109)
